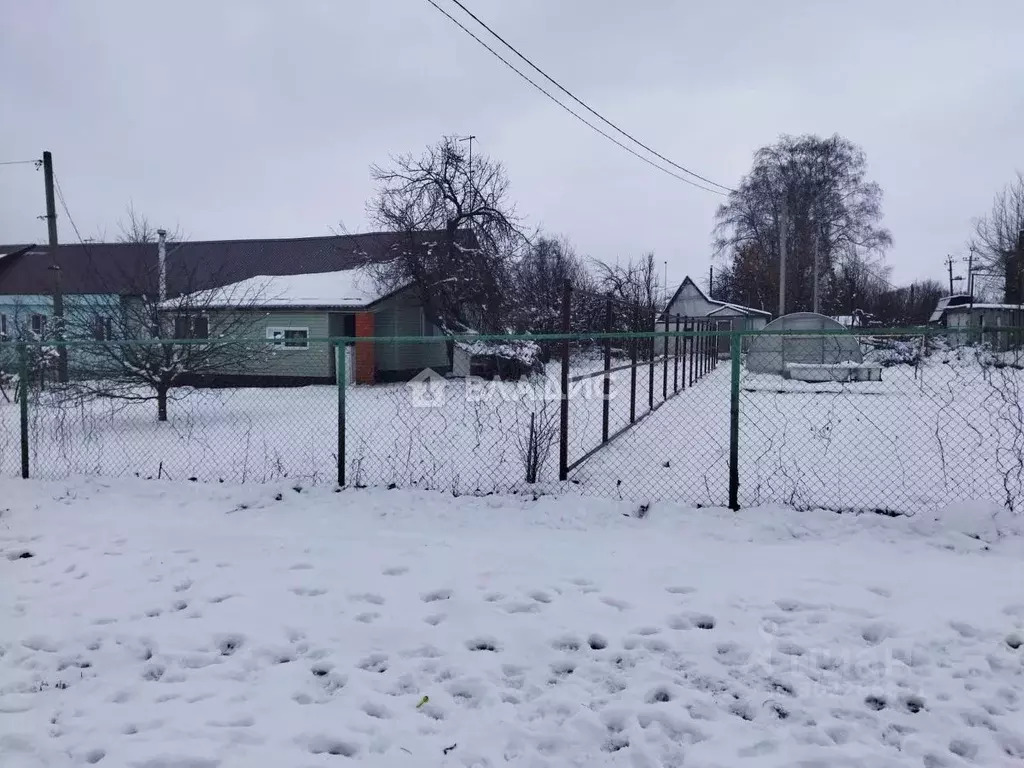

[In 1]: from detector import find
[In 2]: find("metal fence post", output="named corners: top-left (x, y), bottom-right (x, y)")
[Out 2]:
top-left (602, 296), bottom-right (611, 443)
top-left (629, 322), bottom-right (637, 424)
top-left (673, 315), bottom-right (680, 394)
top-left (648, 309), bottom-right (655, 411)
top-left (559, 280), bottom-right (571, 481)
top-left (661, 318), bottom-right (668, 401)
top-left (336, 341), bottom-right (346, 487)
top-left (728, 331), bottom-right (741, 510)
top-left (19, 343), bottom-right (29, 479)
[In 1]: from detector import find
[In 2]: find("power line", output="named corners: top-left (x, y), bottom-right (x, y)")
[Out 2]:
top-left (442, 0), bottom-right (734, 194)
top-left (53, 173), bottom-right (87, 245)
top-left (0, 159), bottom-right (39, 166)
top-left (425, 0), bottom-right (727, 196)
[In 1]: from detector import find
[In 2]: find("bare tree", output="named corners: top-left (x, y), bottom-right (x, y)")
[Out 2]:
top-left (65, 209), bottom-right (270, 421)
top-left (714, 134), bottom-right (892, 314)
top-left (512, 234), bottom-right (595, 333)
top-left (972, 172), bottom-right (1024, 302)
top-left (116, 203), bottom-right (184, 245)
top-left (366, 137), bottom-right (527, 333)
top-left (593, 253), bottom-right (663, 331)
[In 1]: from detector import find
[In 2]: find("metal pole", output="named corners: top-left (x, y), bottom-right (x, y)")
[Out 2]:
top-left (19, 343), bottom-right (30, 478)
top-left (673, 315), bottom-right (680, 394)
top-left (335, 341), bottom-right (347, 486)
top-left (662, 317), bottom-right (668, 400)
top-left (728, 332), bottom-right (741, 510)
top-left (812, 227), bottom-right (820, 315)
top-left (558, 279), bottom-right (571, 481)
top-left (629, 316), bottom-right (637, 424)
top-left (681, 319), bottom-right (688, 390)
top-left (602, 296), bottom-right (611, 443)
top-left (779, 197), bottom-right (788, 316)
top-left (42, 151), bottom-right (68, 383)
top-left (689, 320), bottom-right (696, 387)
top-left (648, 309), bottom-right (655, 410)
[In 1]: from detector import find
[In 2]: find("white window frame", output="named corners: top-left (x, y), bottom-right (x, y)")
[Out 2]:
top-left (266, 326), bottom-right (310, 350)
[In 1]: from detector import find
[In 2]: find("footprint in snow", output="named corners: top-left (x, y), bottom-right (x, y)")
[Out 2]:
top-left (599, 596), bottom-right (632, 611)
top-left (666, 585), bottom-right (696, 595)
top-left (350, 592), bottom-right (385, 605)
top-left (382, 566), bottom-right (408, 576)
top-left (290, 587), bottom-right (327, 597)
top-left (421, 589), bottom-right (452, 603)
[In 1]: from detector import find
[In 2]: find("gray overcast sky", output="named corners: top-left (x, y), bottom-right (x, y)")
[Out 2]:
top-left (2, 0), bottom-right (1021, 288)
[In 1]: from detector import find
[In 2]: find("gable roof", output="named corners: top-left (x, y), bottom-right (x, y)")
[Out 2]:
top-left (0, 230), bottom-right (472, 298)
top-left (665, 275), bottom-right (771, 318)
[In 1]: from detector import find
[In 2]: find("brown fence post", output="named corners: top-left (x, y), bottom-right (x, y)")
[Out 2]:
top-left (558, 279), bottom-right (571, 481)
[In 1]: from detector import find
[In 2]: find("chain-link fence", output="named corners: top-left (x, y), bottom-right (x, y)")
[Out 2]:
top-left (2, 329), bottom-right (1023, 515)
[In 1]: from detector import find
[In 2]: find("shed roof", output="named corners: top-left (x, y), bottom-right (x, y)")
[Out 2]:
top-left (665, 276), bottom-right (771, 318)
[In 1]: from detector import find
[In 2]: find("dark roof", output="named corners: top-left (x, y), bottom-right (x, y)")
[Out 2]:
top-left (0, 231), bottom-right (471, 297)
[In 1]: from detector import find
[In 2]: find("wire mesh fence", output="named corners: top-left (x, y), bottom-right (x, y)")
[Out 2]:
top-left (2, 328), bottom-right (1023, 515)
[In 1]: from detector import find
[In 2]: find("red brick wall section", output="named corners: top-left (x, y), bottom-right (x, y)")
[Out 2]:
top-left (354, 312), bottom-right (375, 384)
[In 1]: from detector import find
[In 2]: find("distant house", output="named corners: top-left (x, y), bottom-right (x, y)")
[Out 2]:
top-left (0, 231), bottom-right (471, 384)
top-left (930, 294), bottom-right (1024, 351)
top-left (658, 275), bottom-right (771, 353)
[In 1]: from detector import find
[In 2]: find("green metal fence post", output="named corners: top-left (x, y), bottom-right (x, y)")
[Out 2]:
top-left (18, 343), bottom-right (29, 479)
top-left (728, 331), bottom-right (741, 510)
top-left (336, 341), bottom-right (346, 487)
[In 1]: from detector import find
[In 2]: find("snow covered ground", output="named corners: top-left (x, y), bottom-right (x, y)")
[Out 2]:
top-left (2, 478), bottom-right (1024, 767)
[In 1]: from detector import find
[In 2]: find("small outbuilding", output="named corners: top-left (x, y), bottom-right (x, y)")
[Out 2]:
top-left (745, 312), bottom-right (863, 375)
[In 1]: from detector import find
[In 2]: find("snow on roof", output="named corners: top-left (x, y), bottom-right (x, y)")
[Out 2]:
top-left (174, 267), bottom-right (397, 309)
top-left (946, 303), bottom-right (1024, 311)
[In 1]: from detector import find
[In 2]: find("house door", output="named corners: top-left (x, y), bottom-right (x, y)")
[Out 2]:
top-left (716, 320), bottom-right (732, 355)
top-left (327, 313), bottom-right (356, 381)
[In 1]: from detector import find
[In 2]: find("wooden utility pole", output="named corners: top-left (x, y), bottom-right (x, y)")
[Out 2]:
top-left (778, 198), bottom-right (788, 316)
top-left (946, 254), bottom-right (956, 296)
top-left (708, 266), bottom-right (714, 298)
top-left (42, 151), bottom-right (68, 383)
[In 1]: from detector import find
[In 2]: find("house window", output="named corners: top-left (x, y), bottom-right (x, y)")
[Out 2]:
top-left (30, 313), bottom-right (47, 337)
top-left (173, 315), bottom-right (209, 340)
top-left (267, 326), bottom-right (309, 349)
top-left (92, 314), bottom-right (114, 341)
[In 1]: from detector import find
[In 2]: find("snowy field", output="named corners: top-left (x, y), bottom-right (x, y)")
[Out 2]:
top-left (2, 479), bottom-right (1024, 767)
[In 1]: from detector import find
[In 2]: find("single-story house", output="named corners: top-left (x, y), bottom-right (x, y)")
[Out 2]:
top-left (171, 266), bottom-right (453, 385)
top-left (930, 295), bottom-right (1024, 351)
top-left (657, 275), bottom-right (772, 354)
top-left (0, 231), bottom-right (472, 384)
